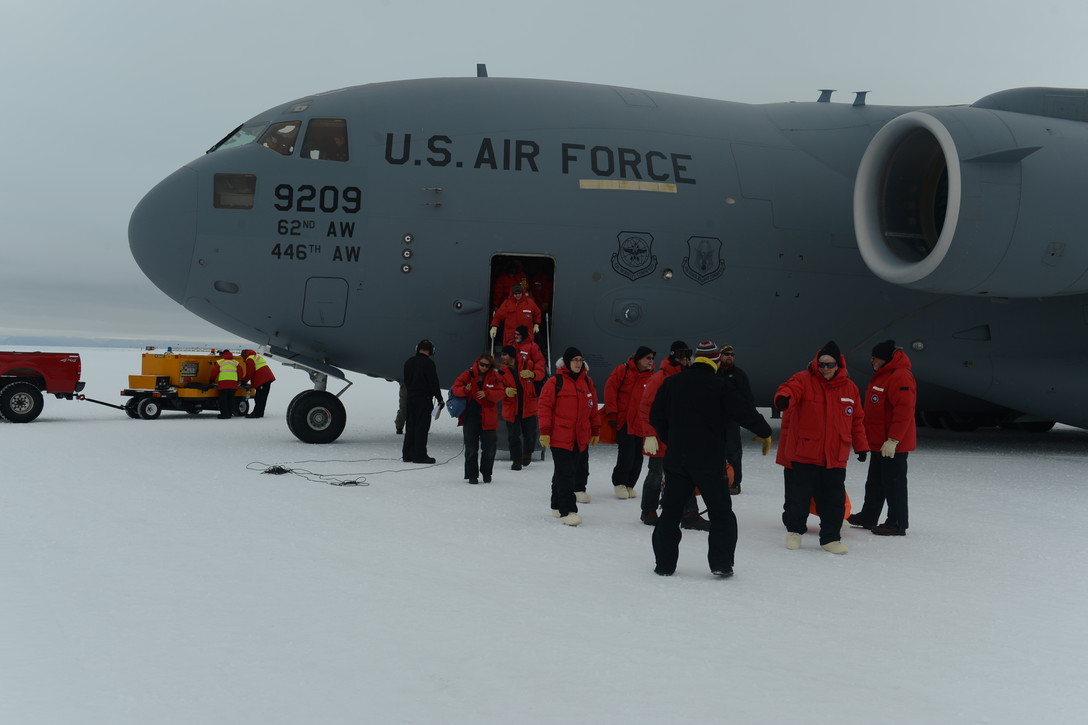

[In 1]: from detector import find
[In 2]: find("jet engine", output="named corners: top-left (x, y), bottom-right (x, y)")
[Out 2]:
top-left (853, 101), bottom-right (1088, 297)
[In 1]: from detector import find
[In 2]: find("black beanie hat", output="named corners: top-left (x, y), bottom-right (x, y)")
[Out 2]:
top-left (670, 340), bottom-right (689, 354)
top-left (515, 325), bottom-right (530, 339)
top-left (633, 345), bottom-right (655, 361)
top-left (871, 339), bottom-right (896, 361)
top-left (818, 340), bottom-right (841, 361)
top-left (501, 345), bottom-right (517, 359)
top-left (562, 347), bottom-right (583, 367)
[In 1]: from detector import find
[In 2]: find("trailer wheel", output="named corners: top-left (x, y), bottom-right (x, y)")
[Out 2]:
top-left (286, 390), bottom-right (346, 444)
top-left (0, 381), bottom-right (45, 423)
top-left (137, 397), bottom-right (162, 420)
top-left (234, 397), bottom-right (250, 417)
top-left (124, 398), bottom-right (140, 419)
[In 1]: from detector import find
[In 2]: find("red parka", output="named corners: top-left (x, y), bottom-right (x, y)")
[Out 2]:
top-left (635, 357), bottom-right (685, 457)
top-left (513, 340), bottom-right (547, 388)
top-left (497, 354), bottom-right (540, 422)
top-left (774, 351), bottom-right (869, 469)
top-left (452, 363), bottom-right (506, 430)
top-left (241, 350), bottom-right (276, 387)
top-left (863, 349), bottom-right (917, 452)
top-left (538, 366), bottom-right (601, 451)
top-left (490, 292), bottom-right (542, 345)
top-left (604, 359), bottom-right (653, 433)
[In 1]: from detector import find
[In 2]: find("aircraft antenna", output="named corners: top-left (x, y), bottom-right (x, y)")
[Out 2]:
top-left (477, 63), bottom-right (488, 78)
top-left (853, 91), bottom-right (869, 107)
top-left (817, 89), bottom-right (835, 103)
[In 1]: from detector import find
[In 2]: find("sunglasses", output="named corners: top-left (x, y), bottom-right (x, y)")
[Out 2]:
top-left (817, 361), bottom-right (838, 369)
top-left (478, 362), bottom-right (492, 369)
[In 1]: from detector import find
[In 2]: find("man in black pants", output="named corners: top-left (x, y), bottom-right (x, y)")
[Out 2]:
top-left (649, 341), bottom-right (773, 578)
top-left (402, 339), bottom-right (444, 464)
top-left (717, 344), bottom-right (754, 495)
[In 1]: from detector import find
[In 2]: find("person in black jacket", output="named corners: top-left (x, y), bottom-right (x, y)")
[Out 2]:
top-left (717, 344), bottom-right (755, 495)
top-left (402, 339), bottom-right (444, 464)
top-left (649, 340), bottom-right (773, 578)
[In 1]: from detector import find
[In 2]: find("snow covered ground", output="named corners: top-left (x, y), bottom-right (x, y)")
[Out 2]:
top-left (3, 346), bottom-right (1087, 724)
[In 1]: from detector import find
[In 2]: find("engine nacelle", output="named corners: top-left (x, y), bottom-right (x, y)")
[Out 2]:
top-left (854, 104), bottom-right (1088, 297)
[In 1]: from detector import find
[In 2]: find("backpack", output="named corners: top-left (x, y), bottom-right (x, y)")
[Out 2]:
top-left (446, 394), bottom-right (467, 418)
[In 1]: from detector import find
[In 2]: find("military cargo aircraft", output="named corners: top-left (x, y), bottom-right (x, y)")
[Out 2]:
top-left (129, 68), bottom-right (1088, 442)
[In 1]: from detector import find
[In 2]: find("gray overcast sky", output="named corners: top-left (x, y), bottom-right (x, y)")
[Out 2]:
top-left (1, 0), bottom-right (1082, 342)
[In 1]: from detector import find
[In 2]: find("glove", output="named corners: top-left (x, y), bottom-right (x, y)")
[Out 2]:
top-left (589, 435), bottom-right (599, 446)
top-left (539, 434), bottom-right (551, 448)
top-left (857, 451), bottom-right (868, 462)
top-left (505, 387), bottom-right (517, 397)
top-left (881, 438), bottom-right (898, 458)
top-left (775, 395), bottom-right (790, 410)
top-left (489, 326), bottom-right (498, 339)
top-left (533, 324), bottom-right (539, 334)
top-left (754, 435), bottom-right (772, 456)
top-left (643, 435), bottom-right (659, 455)
top-left (519, 369), bottom-right (534, 378)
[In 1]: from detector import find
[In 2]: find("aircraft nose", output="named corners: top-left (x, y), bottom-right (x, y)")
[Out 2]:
top-left (128, 166), bottom-right (197, 303)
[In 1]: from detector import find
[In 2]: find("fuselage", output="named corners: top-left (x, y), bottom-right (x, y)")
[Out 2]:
top-left (129, 77), bottom-right (1088, 429)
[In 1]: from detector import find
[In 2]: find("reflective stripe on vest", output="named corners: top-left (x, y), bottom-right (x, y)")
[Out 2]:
top-left (217, 359), bottom-right (240, 382)
top-left (248, 355), bottom-right (267, 371)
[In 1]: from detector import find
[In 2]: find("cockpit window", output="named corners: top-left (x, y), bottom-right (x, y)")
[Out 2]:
top-left (258, 121), bottom-right (300, 156)
top-left (213, 174), bottom-right (256, 210)
top-left (207, 123), bottom-right (266, 154)
top-left (301, 119), bottom-right (349, 161)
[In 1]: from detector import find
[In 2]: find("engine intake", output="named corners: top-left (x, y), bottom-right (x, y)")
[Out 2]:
top-left (854, 106), bottom-right (1088, 297)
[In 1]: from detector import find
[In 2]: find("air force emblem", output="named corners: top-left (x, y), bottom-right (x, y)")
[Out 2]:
top-left (682, 236), bottom-right (725, 285)
top-left (611, 232), bottom-right (657, 281)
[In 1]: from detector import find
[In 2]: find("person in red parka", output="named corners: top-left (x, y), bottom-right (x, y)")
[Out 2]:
top-left (774, 340), bottom-right (869, 554)
top-left (849, 339), bottom-right (917, 536)
top-left (538, 346), bottom-right (601, 526)
top-left (452, 353), bottom-right (506, 484)
top-left (497, 344), bottom-right (542, 470)
top-left (210, 349), bottom-right (245, 419)
top-left (240, 349), bottom-right (276, 419)
top-left (490, 284), bottom-right (542, 346)
top-left (512, 326), bottom-right (547, 395)
top-left (605, 345), bottom-right (656, 499)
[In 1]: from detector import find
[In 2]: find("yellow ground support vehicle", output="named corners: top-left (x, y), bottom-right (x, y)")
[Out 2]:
top-left (121, 350), bottom-right (253, 419)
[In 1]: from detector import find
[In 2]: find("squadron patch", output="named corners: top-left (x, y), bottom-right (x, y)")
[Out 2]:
top-left (611, 232), bottom-right (658, 281)
top-left (682, 236), bottom-right (725, 285)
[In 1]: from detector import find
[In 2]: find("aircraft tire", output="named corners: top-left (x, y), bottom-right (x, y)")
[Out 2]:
top-left (286, 390), bottom-right (346, 444)
top-left (0, 381), bottom-right (45, 423)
